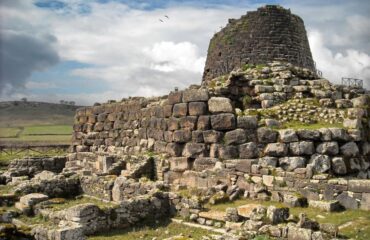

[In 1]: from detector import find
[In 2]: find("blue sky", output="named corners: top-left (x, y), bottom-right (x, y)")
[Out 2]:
top-left (1, 0), bottom-right (369, 105)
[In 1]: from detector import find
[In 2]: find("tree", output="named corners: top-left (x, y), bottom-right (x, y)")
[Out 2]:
top-left (21, 97), bottom-right (27, 102)
top-left (60, 100), bottom-right (65, 104)
top-left (69, 101), bottom-right (76, 106)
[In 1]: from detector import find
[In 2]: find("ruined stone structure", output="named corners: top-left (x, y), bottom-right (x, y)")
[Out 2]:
top-left (202, 5), bottom-right (315, 84)
top-left (1, 5), bottom-right (370, 240)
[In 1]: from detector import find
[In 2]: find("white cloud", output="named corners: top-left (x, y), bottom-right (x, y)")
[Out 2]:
top-left (309, 30), bottom-right (370, 89)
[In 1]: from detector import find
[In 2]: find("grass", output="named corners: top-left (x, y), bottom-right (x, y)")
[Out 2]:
top-left (205, 198), bottom-right (370, 239)
top-left (282, 121), bottom-right (344, 130)
top-left (0, 185), bottom-right (14, 194)
top-left (0, 127), bottom-right (22, 138)
top-left (89, 220), bottom-right (213, 240)
top-left (22, 125), bottom-right (72, 136)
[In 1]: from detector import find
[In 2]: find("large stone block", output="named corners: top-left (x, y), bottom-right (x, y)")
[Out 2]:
top-left (168, 91), bottom-right (183, 104)
top-left (208, 97), bottom-right (233, 113)
top-left (182, 143), bottom-right (206, 158)
top-left (360, 193), bottom-right (370, 210)
top-left (337, 192), bottom-right (359, 209)
top-left (166, 143), bottom-right (184, 157)
top-left (239, 142), bottom-right (259, 159)
top-left (309, 154), bottom-right (331, 173)
top-left (182, 89), bottom-right (209, 102)
top-left (287, 226), bottom-right (312, 240)
top-left (289, 141), bottom-right (315, 155)
top-left (19, 193), bottom-right (48, 207)
top-left (193, 157), bottom-right (218, 171)
top-left (264, 143), bottom-right (288, 157)
top-left (173, 130), bottom-right (192, 143)
top-left (188, 102), bottom-right (207, 116)
top-left (348, 180), bottom-right (370, 193)
top-left (257, 127), bottom-right (278, 143)
top-left (331, 157), bottom-right (347, 175)
top-left (279, 129), bottom-right (298, 143)
top-left (203, 130), bottom-right (223, 143)
top-left (340, 142), bottom-right (360, 157)
top-left (237, 116), bottom-right (258, 129)
top-left (179, 116), bottom-right (197, 130)
top-left (316, 142), bottom-right (339, 155)
top-left (297, 129), bottom-right (321, 140)
top-left (218, 145), bottom-right (238, 160)
top-left (210, 113), bottom-right (236, 130)
top-left (279, 157), bottom-right (306, 171)
top-left (225, 129), bottom-right (247, 145)
top-left (170, 157), bottom-right (190, 172)
top-left (173, 103), bottom-right (188, 117)
top-left (308, 200), bottom-right (341, 212)
top-left (259, 157), bottom-right (278, 167)
top-left (197, 115), bottom-right (211, 130)
top-left (329, 128), bottom-right (349, 141)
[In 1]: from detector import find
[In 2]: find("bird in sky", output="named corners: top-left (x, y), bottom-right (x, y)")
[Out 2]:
top-left (165, 15), bottom-right (169, 19)
top-left (159, 19), bottom-right (164, 22)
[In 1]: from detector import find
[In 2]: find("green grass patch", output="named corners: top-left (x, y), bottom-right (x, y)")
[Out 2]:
top-left (282, 121), bottom-right (343, 130)
top-left (22, 125), bottom-right (72, 136)
top-left (88, 220), bottom-right (213, 240)
top-left (0, 127), bottom-right (22, 138)
top-left (0, 185), bottom-right (14, 195)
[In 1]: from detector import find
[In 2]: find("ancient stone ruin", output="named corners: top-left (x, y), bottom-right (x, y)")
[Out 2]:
top-left (1, 5), bottom-right (369, 240)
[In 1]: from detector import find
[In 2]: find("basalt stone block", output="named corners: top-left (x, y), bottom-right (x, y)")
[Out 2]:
top-left (194, 157), bottom-right (218, 171)
top-left (309, 154), bottom-right (331, 173)
top-left (170, 157), bottom-right (190, 172)
top-left (218, 145), bottom-right (238, 160)
top-left (189, 102), bottom-right (207, 116)
top-left (331, 157), bottom-right (347, 175)
top-left (163, 104), bottom-right (173, 117)
top-left (297, 129), bottom-right (321, 140)
top-left (264, 143), bottom-right (288, 157)
top-left (208, 97), bottom-right (233, 113)
top-left (308, 200), bottom-right (341, 212)
top-left (259, 157), bottom-right (278, 167)
top-left (173, 130), bottom-right (192, 143)
top-left (180, 116), bottom-right (198, 130)
top-left (340, 142), bottom-right (359, 157)
top-left (192, 130), bottom-right (204, 143)
top-left (316, 142), bottom-right (339, 155)
top-left (319, 128), bottom-right (332, 141)
top-left (257, 127), bottom-right (278, 143)
top-left (166, 143), bottom-right (184, 157)
top-left (225, 129), bottom-right (247, 145)
top-left (210, 113), bottom-right (236, 130)
top-left (197, 115), bottom-right (211, 130)
top-left (168, 91), bottom-right (183, 104)
top-left (289, 141), bottom-right (315, 155)
top-left (168, 118), bottom-right (180, 131)
top-left (267, 206), bottom-right (289, 224)
top-left (279, 129), bottom-right (298, 143)
top-left (337, 192), bottom-right (359, 209)
top-left (237, 116), bottom-right (258, 129)
top-left (239, 142), bottom-right (259, 159)
top-left (182, 143), bottom-right (206, 158)
top-left (329, 128), bottom-right (349, 141)
top-left (182, 89), bottom-right (209, 103)
top-left (173, 103), bottom-right (188, 117)
top-left (279, 157), bottom-right (306, 171)
top-left (203, 130), bottom-right (223, 143)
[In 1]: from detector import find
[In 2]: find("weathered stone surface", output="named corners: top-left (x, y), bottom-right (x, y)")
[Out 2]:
top-left (224, 207), bottom-right (240, 222)
top-left (331, 157), bottom-right (347, 175)
top-left (218, 145), bottom-right (238, 159)
top-left (210, 113), bottom-right (236, 130)
top-left (316, 142), bottom-right (339, 155)
top-left (297, 130), bottom-right (320, 140)
top-left (259, 157), bottom-right (278, 167)
top-left (182, 143), bottom-right (206, 158)
top-left (237, 204), bottom-right (262, 218)
top-left (279, 157), bottom-right (306, 171)
top-left (168, 91), bottom-right (183, 104)
top-left (203, 130), bottom-right (223, 143)
top-left (19, 193), bottom-right (48, 207)
top-left (308, 200), bottom-right (341, 212)
top-left (284, 194), bottom-right (307, 207)
top-left (279, 129), bottom-right (298, 143)
top-left (225, 129), bottom-right (246, 145)
top-left (348, 180), bottom-right (370, 193)
top-left (288, 226), bottom-right (312, 240)
top-left (264, 143), bottom-right (288, 157)
top-left (360, 193), bottom-right (370, 210)
top-left (208, 97), bottom-right (233, 113)
top-left (289, 141), bottom-right (314, 155)
top-left (173, 130), bottom-right (192, 143)
top-left (343, 118), bottom-right (362, 129)
top-left (188, 102), bottom-right (207, 116)
top-left (329, 128), bottom-right (349, 141)
top-left (172, 103), bottom-right (188, 117)
top-left (237, 116), bottom-right (258, 129)
top-left (257, 127), bottom-right (278, 143)
top-left (193, 157), bottom-right (218, 171)
top-left (267, 206), bottom-right (289, 224)
top-left (166, 143), bottom-right (184, 157)
top-left (309, 154), bottom-right (331, 173)
top-left (182, 89), bottom-right (209, 102)
top-left (340, 142), bottom-right (359, 157)
top-left (239, 142), bottom-right (259, 159)
top-left (197, 115), bottom-right (210, 130)
top-left (337, 192), bottom-right (359, 209)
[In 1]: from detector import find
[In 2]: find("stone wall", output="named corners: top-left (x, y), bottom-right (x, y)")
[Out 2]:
top-left (202, 5), bottom-right (315, 83)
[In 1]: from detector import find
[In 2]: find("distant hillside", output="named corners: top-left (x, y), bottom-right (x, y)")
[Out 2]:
top-left (0, 101), bottom-right (82, 127)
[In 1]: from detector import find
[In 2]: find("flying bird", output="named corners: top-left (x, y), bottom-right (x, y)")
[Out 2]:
top-left (159, 19), bottom-right (164, 22)
top-left (165, 15), bottom-right (169, 19)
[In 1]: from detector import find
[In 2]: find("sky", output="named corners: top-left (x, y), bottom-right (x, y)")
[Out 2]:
top-left (0, 0), bottom-right (369, 105)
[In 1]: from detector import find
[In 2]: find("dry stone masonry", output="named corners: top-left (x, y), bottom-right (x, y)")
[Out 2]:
top-left (1, 4), bottom-right (370, 240)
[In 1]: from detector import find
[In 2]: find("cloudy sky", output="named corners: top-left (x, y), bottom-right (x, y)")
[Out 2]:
top-left (0, 0), bottom-right (369, 105)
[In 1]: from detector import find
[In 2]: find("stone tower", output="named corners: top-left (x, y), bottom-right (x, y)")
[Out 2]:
top-left (202, 5), bottom-right (315, 84)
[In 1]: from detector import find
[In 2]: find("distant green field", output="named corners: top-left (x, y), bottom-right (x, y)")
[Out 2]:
top-left (0, 125), bottom-right (72, 144)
